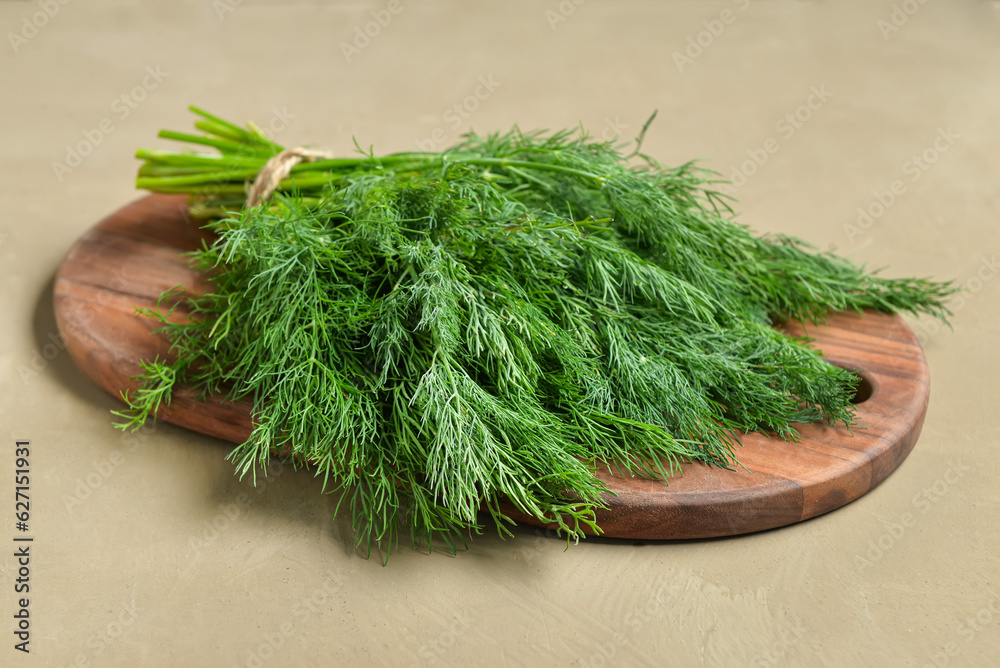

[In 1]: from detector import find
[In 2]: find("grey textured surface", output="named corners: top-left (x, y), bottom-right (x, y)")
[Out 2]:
top-left (1, 1), bottom-right (998, 666)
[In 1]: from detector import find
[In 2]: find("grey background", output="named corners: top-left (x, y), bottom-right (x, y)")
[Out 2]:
top-left (1, 1), bottom-right (998, 666)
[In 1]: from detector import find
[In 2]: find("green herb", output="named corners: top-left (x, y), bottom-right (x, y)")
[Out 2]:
top-left (116, 106), bottom-right (955, 558)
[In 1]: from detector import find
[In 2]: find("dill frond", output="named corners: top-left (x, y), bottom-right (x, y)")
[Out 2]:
top-left (117, 108), bottom-right (957, 557)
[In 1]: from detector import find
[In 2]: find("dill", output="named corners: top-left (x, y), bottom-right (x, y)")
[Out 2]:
top-left (116, 106), bottom-right (956, 557)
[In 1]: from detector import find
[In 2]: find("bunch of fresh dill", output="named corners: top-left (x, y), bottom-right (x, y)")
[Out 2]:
top-left (117, 107), bottom-right (955, 556)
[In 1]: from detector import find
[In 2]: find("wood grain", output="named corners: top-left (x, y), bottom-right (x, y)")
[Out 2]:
top-left (53, 194), bottom-right (930, 539)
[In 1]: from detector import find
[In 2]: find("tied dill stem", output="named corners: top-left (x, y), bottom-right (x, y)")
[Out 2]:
top-left (115, 106), bottom-right (956, 558)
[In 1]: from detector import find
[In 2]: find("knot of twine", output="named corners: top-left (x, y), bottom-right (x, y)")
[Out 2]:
top-left (246, 147), bottom-right (334, 208)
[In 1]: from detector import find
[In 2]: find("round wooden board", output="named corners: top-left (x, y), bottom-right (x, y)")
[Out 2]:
top-left (54, 194), bottom-right (930, 540)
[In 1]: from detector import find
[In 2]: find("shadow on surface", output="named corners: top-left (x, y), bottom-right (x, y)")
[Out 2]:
top-left (33, 270), bottom-right (118, 410)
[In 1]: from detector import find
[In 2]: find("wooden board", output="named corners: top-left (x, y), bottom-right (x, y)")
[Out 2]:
top-left (53, 194), bottom-right (930, 540)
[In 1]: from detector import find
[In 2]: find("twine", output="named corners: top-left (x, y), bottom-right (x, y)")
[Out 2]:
top-left (246, 147), bottom-right (334, 208)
